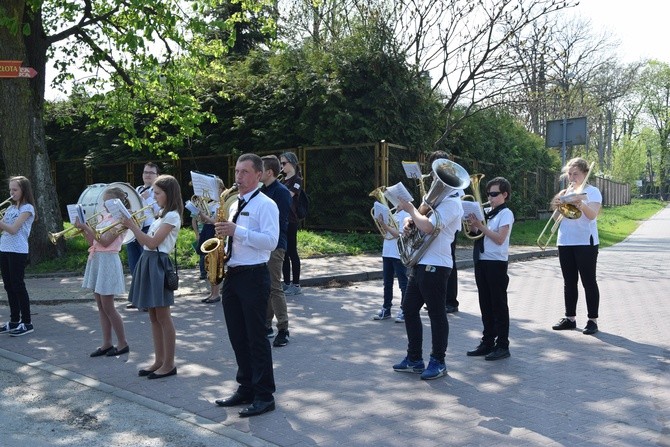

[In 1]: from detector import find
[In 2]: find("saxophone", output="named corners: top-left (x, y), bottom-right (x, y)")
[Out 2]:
top-left (200, 184), bottom-right (239, 285)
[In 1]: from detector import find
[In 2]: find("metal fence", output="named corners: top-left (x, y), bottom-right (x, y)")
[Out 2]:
top-left (50, 142), bottom-right (630, 230)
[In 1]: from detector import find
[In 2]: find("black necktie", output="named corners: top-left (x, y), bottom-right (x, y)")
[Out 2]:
top-left (226, 197), bottom-right (245, 259)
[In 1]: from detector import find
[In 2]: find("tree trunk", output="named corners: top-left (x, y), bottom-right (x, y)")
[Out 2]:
top-left (0, 1), bottom-right (64, 264)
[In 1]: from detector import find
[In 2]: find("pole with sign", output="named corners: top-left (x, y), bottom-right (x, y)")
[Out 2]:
top-left (0, 60), bottom-right (38, 79)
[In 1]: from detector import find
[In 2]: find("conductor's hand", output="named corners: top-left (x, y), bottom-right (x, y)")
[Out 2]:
top-left (215, 221), bottom-right (236, 237)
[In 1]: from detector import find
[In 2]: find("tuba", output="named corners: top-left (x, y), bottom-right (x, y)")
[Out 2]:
top-left (200, 183), bottom-right (239, 285)
top-left (398, 159), bottom-right (470, 267)
top-left (537, 162), bottom-right (595, 250)
top-left (369, 186), bottom-right (399, 239)
top-left (461, 173), bottom-right (487, 240)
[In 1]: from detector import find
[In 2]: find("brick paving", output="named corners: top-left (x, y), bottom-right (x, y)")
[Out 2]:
top-left (1, 208), bottom-right (669, 446)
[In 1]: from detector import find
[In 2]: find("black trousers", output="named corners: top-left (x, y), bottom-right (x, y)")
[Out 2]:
top-left (403, 265), bottom-right (451, 363)
top-left (221, 264), bottom-right (275, 401)
top-left (474, 260), bottom-right (510, 348)
top-left (0, 251), bottom-right (31, 324)
top-left (558, 244), bottom-right (600, 319)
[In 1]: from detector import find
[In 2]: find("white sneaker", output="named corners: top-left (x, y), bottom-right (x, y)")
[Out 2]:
top-left (395, 310), bottom-right (405, 323)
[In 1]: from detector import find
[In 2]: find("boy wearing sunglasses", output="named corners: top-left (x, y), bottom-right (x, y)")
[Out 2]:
top-left (464, 177), bottom-right (514, 361)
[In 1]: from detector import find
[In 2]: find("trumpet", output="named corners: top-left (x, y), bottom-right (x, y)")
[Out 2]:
top-left (0, 197), bottom-right (12, 219)
top-left (95, 205), bottom-right (153, 240)
top-left (48, 212), bottom-right (103, 245)
top-left (537, 162), bottom-right (595, 250)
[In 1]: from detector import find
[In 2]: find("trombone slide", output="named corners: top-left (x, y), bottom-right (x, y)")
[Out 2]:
top-left (536, 210), bottom-right (563, 250)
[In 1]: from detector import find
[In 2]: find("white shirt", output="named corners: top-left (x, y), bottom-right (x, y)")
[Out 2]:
top-left (382, 210), bottom-right (410, 259)
top-left (557, 184), bottom-right (601, 246)
top-left (227, 188), bottom-right (279, 267)
top-left (144, 210), bottom-right (181, 253)
top-left (479, 207), bottom-right (514, 261)
top-left (417, 196), bottom-right (463, 268)
top-left (0, 204), bottom-right (35, 254)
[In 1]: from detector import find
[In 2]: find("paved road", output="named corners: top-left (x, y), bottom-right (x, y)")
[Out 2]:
top-left (0, 209), bottom-right (669, 446)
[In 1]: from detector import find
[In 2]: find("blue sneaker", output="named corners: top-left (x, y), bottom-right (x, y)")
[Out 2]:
top-left (393, 356), bottom-right (425, 373)
top-left (420, 356), bottom-right (446, 380)
top-left (372, 308), bottom-right (391, 320)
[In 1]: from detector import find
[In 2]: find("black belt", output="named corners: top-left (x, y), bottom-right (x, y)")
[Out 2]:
top-left (226, 263), bottom-right (267, 275)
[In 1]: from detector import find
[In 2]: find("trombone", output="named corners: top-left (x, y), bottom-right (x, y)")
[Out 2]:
top-left (537, 162), bottom-right (595, 250)
top-left (94, 205), bottom-right (153, 240)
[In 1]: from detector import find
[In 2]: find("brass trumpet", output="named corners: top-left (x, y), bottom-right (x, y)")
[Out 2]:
top-left (94, 205), bottom-right (153, 240)
top-left (0, 196), bottom-right (13, 219)
top-left (48, 212), bottom-right (103, 245)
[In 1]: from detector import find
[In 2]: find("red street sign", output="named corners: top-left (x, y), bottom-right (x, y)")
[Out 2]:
top-left (0, 60), bottom-right (37, 78)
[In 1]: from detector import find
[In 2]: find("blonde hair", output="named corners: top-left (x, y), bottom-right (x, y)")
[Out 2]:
top-left (560, 157), bottom-right (590, 182)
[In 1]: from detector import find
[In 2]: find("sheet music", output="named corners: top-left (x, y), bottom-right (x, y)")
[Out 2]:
top-left (190, 171), bottom-right (219, 200)
top-left (402, 161), bottom-right (423, 180)
top-left (560, 192), bottom-right (587, 204)
top-left (384, 182), bottom-right (413, 206)
top-left (104, 199), bottom-right (132, 220)
top-left (66, 204), bottom-right (86, 224)
top-left (461, 200), bottom-right (485, 222)
top-left (372, 201), bottom-right (390, 224)
top-left (184, 200), bottom-right (199, 215)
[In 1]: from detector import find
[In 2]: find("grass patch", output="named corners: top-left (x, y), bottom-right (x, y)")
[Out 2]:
top-left (27, 198), bottom-right (665, 274)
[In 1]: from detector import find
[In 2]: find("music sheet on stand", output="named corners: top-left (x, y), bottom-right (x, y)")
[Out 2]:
top-left (190, 171), bottom-right (219, 199)
top-left (373, 201), bottom-right (390, 224)
top-left (104, 199), bottom-right (132, 220)
top-left (401, 161), bottom-right (423, 180)
top-left (384, 182), bottom-right (413, 207)
top-left (66, 204), bottom-right (86, 224)
top-left (461, 200), bottom-right (485, 221)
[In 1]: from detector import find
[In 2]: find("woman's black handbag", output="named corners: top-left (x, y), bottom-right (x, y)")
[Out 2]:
top-left (163, 249), bottom-right (179, 291)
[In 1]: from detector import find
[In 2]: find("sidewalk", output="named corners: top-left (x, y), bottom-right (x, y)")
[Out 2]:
top-left (2, 215), bottom-right (669, 447)
top-left (24, 244), bottom-right (556, 304)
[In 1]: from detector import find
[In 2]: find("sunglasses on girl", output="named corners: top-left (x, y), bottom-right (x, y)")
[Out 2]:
top-left (487, 191), bottom-right (502, 197)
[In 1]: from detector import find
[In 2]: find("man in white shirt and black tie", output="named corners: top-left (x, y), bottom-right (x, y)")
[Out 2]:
top-left (214, 153), bottom-right (279, 417)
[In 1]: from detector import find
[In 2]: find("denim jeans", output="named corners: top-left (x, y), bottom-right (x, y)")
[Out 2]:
top-left (382, 257), bottom-right (408, 310)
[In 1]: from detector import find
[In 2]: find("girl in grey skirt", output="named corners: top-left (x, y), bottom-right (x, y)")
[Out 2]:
top-left (121, 174), bottom-right (183, 380)
top-left (76, 187), bottom-right (130, 358)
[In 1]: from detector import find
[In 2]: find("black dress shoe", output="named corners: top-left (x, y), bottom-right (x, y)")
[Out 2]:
top-left (552, 318), bottom-right (576, 330)
top-left (239, 399), bottom-right (275, 417)
top-left (138, 368), bottom-right (157, 377)
top-left (445, 305), bottom-right (459, 313)
top-left (90, 346), bottom-right (114, 357)
top-left (582, 320), bottom-right (599, 335)
top-left (106, 345), bottom-right (130, 356)
top-left (147, 367), bottom-right (177, 379)
top-left (215, 392), bottom-right (254, 407)
top-left (466, 342), bottom-right (494, 357)
top-left (485, 347), bottom-right (511, 361)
